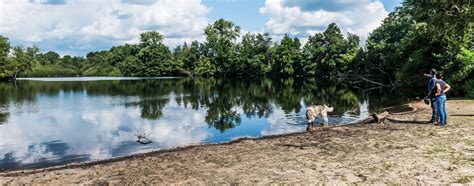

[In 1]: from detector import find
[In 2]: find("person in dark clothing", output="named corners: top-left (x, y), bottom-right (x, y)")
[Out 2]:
top-left (434, 72), bottom-right (451, 126)
top-left (424, 69), bottom-right (437, 123)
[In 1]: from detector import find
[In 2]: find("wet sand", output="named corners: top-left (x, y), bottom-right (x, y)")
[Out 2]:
top-left (1, 100), bottom-right (473, 184)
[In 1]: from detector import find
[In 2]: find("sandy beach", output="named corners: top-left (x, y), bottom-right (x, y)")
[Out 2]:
top-left (1, 100), bottom-right (473, 184)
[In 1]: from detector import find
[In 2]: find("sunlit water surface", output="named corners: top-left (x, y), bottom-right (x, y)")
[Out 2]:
top-left (0, 77), bottom-right (414, 171)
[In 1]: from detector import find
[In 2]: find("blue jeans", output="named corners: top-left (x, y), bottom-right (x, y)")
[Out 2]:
top-left (430, 97), bottom-right (437, 122)
top-left (435, 95), bottom-right (447, 125)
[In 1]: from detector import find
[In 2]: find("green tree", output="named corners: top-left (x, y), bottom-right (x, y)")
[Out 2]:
top-left (204, 18), bottom-right (241, 75)
top-left (119, 56), bottom-right (145, 76)
top-left (10, 46), bottom-right (35, 78)
top-left (108, 44), bottom-right (140, 66)
top-left (82, 51), bottom-right (121, 76)
top-left (138, 31), bottom-right (174, 76)
top-left (365, 2), bottom-right (473, 90)
top-left (341, 33), bottom-right (364, 74)
top-left (270, 34), bottom-right (301, 77)
top-left (321, 23), bottom-right (346, 77)
top-left (194, 57), bottom-right (216, 76)
top-left (302, 23), bottom-right (352, 77)
top-left (0, 36), bottom-right (11, 78)
top-left (365, 7), bottom-right (414, 85)
top-left (37, 51), bottom-right (61, 65)
top-left (302, 33), bottom-right (325, 76)
top-left (173, 41), bottom-right (202, 75)
top-left (237, 32), bottom-right (272, 76)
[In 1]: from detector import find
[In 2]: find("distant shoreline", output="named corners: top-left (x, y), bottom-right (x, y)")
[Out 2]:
top-left (15, 76), bottom-right (182, 82)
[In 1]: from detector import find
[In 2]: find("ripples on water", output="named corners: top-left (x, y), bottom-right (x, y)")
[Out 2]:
top-left (0, 77), bottom-right (415, 171)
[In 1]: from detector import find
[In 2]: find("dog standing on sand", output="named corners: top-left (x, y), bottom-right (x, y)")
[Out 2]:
top-left (306, 105), bottom-right (334, 127)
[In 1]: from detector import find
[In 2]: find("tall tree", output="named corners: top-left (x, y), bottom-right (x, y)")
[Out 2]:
top-left (10, 46), bottom-right (35, 79)
top-left (320, 23), bottom-right (346, 77)
top-left (302, 23), bottom-right (351, 77)
top-left (0, 36), bottom-right (11, 78)
top-left (270, 34), bottom-right (301, 77)
top-left (174, 41), bottom-right (202, 75)
top-left (365, 7), bottom-right (415, 85)
top-left (138, 31), bottom-right (174, 76)
top-left (403, 1), bottom-right (473, 87)
top-left (237, 32), bottom-right (272, 76)
top-left (204, 18), bottom-right (241, 75)
top-left (341, 33), bottom-right (363, 74)
top-left (37, 51), bottom-right (61, 65)
top-left (302, 33), bottom-right (325, 76)
top-left (365, 2), bottom-right (473, 89)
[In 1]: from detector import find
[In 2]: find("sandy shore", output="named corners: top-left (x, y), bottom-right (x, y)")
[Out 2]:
top-left (1, 100), bottom-right (473, 184)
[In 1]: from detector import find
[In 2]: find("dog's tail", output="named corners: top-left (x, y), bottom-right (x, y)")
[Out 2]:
top-left (324, 104), bottom-right (334, 112)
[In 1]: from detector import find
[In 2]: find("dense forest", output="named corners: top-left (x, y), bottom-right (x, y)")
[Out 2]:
top-left (0, 1), bottom-right (472, 96)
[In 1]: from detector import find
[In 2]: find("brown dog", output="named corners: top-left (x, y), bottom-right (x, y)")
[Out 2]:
top-left (306, 105), bottom-right (334, 126)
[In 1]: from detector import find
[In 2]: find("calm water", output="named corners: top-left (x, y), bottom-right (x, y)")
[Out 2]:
top-left (0, 77), bottom-right (417, 171)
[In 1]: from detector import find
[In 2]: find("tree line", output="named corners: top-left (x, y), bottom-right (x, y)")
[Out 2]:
top-left (0, 1), bottom-right (472, 96)
top-left (0, 20), bottom-right (362, 78)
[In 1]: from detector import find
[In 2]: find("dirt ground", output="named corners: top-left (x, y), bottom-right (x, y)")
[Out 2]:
top-left (1, 100), bottom-right (473, 184)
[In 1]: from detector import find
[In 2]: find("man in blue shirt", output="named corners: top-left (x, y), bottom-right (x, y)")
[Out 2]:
top-left (424, 69), bottom-right (437, 123)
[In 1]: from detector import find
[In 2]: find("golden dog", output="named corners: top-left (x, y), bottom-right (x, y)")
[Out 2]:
top-left (306, 105), bottom-right (334, 126)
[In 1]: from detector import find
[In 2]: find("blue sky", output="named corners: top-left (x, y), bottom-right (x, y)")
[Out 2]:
top-left (0, 0), bottom-right (402, 56)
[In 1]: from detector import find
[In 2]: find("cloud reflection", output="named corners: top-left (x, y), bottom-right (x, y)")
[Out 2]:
top-left (0, 93), bottom-right (211, 170)
top-left (0, 77), bottom-right (379, 170)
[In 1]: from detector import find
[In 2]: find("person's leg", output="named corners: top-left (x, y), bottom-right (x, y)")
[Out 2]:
top-left (436, 96), bottom-right (445, 125)
top-left (432, 98), bottom-right (439, 124)
top-left (430, 98), bottom-right (436, 122)
top-left (441, 96), bottom-right (447, 125)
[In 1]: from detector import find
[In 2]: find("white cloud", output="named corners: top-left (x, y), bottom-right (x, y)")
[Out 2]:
top-left (0, 0), bottom-right (390, 55)
top-left (0, 0), bottom-right (210, 55)
top-left (260, 0), bottom-right (389, 44)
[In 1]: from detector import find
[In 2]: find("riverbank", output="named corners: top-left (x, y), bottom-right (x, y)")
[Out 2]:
top-left (1, 100), bottom-right (473, 184)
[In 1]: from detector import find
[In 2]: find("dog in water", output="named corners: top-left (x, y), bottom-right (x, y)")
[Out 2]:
top-left (306, 105), bottom-right (334, 127)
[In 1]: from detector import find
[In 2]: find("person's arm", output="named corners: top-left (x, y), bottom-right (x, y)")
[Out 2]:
top-left (428, 78), bottom-right (435, 95)
top-left (435, 83), bottom-right (441, 96)
top-left (444, 83), bottom-right (451, 93)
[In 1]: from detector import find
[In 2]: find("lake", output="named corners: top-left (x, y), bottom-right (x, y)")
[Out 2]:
top-left (0, 77), bottom-right (418, 171)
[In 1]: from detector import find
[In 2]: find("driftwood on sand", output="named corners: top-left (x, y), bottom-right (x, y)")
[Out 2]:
top-left (347, 111), bottom-right (391, 125)
top-left (366, 111), bottom-right (390, 123)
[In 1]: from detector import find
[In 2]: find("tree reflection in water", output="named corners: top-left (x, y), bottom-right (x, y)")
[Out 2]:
top-left (0, 77), bottom-right (420, 130)
top-left (0, 77), bottom-right (426, 170)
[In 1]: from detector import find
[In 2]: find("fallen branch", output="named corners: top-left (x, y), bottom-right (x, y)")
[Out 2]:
top-left (135, 130), bottom-right (153, 145)
top-left (376, 67), bottom-right (396, 87)
top-left (362, 85), bottom-right (389, 92)
top-left (358, 111), bottom-right (391, 124)
top-left (359, 76), bottom-right (390, 87)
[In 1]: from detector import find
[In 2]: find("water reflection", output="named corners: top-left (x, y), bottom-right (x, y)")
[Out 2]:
top-left (0, 77), bottom-right (416, 171)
